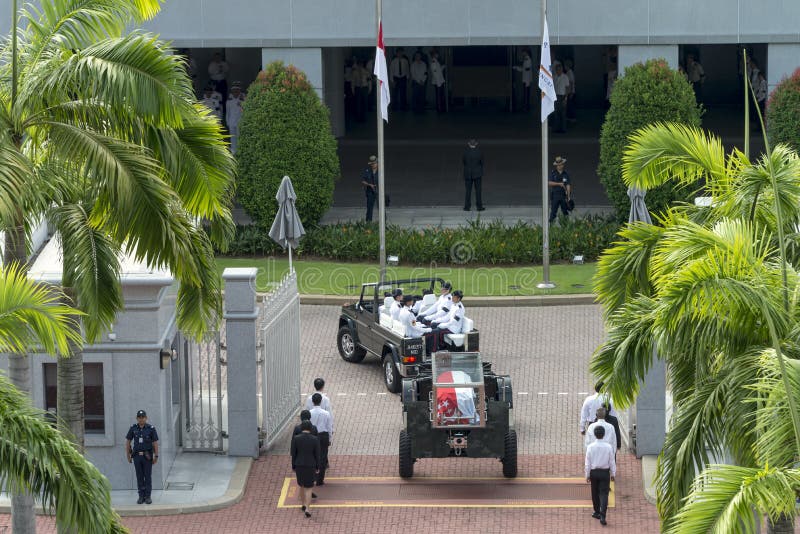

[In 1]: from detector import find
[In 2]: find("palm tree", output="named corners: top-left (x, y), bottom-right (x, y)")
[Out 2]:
top-left (0, 264), bottom-right (126, 533)
top-left (1, 1), bottom-right (235, 529)
top-left (591, 122), bottom-right (800, 531)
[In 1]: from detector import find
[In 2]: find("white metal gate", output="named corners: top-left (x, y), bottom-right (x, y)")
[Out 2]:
top-left (181, 328), bottom-right (226, 451)
top-left (257, 272), bottom-right (301, 449)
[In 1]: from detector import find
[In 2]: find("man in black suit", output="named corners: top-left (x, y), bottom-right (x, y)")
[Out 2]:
top-left (291, 420), bottom-right (320, 518)
top-left (603, 402), bottom-right (622, 456)
top-left (463, 139), bottom-right (484, 211)
top-left (293, 410), bottom-right (318, 437)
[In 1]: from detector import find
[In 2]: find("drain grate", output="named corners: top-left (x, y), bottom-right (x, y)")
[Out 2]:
top-left (165, 482), bottom-right (195, 491)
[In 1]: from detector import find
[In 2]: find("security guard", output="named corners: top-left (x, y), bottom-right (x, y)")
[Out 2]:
top-left (126, 409), bottom-right (159, 504)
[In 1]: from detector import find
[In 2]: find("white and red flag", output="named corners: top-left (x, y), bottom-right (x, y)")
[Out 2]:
top-left (538, 19), bottom-right (556, 123)
top-left (374, 21), bottom-right (391, 122)
top-left (436, 370), bottom-right (478, 424)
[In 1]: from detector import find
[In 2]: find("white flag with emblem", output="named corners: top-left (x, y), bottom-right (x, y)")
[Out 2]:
top-left (538, 19), bottom-right (556, 123)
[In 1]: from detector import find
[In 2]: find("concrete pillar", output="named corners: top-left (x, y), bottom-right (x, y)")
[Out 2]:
top-left (618, 45), bottom-right (678, 74)
top-left (767, 44), bottom-right (800, 93)
top-left (261, 47), bottom-right (323, 99)
top-left (223, 268), bottom-right (259, 458)
top-left (635, 354), bottom-right (666, 457)
top-left (323, 47), bottom-right (346, 138)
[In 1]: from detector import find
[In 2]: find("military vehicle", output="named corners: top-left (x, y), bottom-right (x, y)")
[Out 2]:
top-left (337, 278), bottom-right (479, 393)
top-left (399, 350), bottom-right (517, 478)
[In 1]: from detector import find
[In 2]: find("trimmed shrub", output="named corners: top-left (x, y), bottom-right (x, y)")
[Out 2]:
top-left (218, 217), bottom-right (621, 265)
top-left (236, 61), bottom-right (339, 229)
top-left (599, 59), bottom-right (702, 221)
top-left (767, 68), bottom-right (800, 153)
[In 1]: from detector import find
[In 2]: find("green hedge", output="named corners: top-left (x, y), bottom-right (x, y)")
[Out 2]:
top-left (218, 217), bottom-right (620, 265)
top-left (236, 61), bottom-right (339, 229)
top-left (767, 68), bottom-right (800, 153)
top-left (599, 59), bottom-right (702, 222)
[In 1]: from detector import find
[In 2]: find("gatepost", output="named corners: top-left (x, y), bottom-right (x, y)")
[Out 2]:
top-left (223, 268), bottom-right (260, 458)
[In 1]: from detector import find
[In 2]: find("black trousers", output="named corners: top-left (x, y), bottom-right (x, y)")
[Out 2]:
top-left (355, 86), bottom-right (368, 122)
top-left (365, 189), bottom-right (376, 221)
top-left (393, 77), bottom-right (408, 110)
top-left (133, 453), bottom-right (153, 498)
top-left (554, 98), bottom-right (567, 132)
top-left (317, 432), bottom-right (330, 484)
top-left (434, 84), bottom-right (446, 112)
top-left (464, 178), bottom-right (483, 209)
top-left (549, 195), bottom-right (569, 222)
top-left (412, 82), bottom-right (426, 113)
top-left (522, 83), bottom-right (531, 111)
top-left (590, 468), bottom-right (611, 517)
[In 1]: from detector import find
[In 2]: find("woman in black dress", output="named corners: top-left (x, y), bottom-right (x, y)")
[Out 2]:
top-left (291, 420), bottom-right (321, 517)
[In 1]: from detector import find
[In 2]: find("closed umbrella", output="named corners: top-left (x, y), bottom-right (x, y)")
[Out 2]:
top-left (269, 176), bottom-right (306, 272)
top-left (627, 186), bottom-right (652, 225)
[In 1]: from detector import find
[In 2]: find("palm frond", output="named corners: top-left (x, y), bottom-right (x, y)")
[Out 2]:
top-left (0, 263), bottom-right (83, 355)
top-left (0, 374), bottom-right (127, 533)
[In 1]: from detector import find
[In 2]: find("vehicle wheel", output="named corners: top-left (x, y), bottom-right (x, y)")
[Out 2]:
top-left (502, 429), bottom-right (518, 478)
top-left (383, 356), bottom-right (401, 393)
top-left (399, 429), bottom-right (414, 478)
top-left (337, 326), bottom-right (366, 363)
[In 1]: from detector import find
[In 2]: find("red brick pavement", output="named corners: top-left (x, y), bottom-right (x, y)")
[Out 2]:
top-left (1, 453), bottom-right (659, 533)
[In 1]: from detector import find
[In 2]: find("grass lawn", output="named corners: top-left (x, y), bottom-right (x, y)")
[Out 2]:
top-left (216, 257), bottom-right (597, 296)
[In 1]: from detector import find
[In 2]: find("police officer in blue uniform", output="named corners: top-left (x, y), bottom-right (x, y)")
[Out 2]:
top-left (126, 409), bottom-right (159, 504)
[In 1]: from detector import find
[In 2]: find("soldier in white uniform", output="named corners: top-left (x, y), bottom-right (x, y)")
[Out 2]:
top-left (201, 85), bottom-right (223, 121)
top-left (410, 52), bottom-right (428, 114)
top-left (430, 291), bottom-right (465, 350)
top-left (429, 51), bottom-right (446, 113)
top-left (399, 296), bottom-right (432, 337)
top-left (513, 49), bottom-right (533, 111)
top-left (389, 289), bottom-right (404, 321)
top-left (421, 282), bottom-right (452, 323)
top-left (225, 82), bottom-right (245, 154)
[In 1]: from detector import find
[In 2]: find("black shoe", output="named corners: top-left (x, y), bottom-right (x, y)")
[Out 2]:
top-left (145, 497), bottom-right (152, 505)
top-left (600, 517), bottom-right (607, 526)
top-left (463, 207), bottom-right (471, 211)
top-left (477, 207), bottom-right (485, 211)
top-left (304, 511), bottom-right (312, 518)
top-left (301, 505), bottom-right (306, 512)
top-left (592, 512), bottom-right (601, 519)
top-left (312, 493), bottom-right (318, 499)
top-left (137, 497), bottom-right (144, 505)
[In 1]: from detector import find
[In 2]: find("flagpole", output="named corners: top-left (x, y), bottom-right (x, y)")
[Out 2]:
top-left (376, 0), bottom-right (387, 284)
top-left (537, 0), bottom-right (555, 290)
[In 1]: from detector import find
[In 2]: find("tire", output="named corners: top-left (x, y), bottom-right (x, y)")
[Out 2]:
top-left (337, 326), bottom-right (366, 363)
top-left (502, 429), bottom-right (518, 478)
top-left (399, 429), bottom-right (413, 478)
top-left (383, 355), bottom-right (401, 393)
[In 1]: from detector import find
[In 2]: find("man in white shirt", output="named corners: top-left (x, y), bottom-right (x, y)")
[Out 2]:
top-left (412, 289), bottom-right (433, 315)
top-left (429, 51), bottom-right (446, 113)
top-left (201, 85), bottom-right (223, 121)
top-left (553, 63), bottom-right (570, 133)
top-left (585, 407), bottom-right (616, 451)
top-left (309, 393), bottom-right (333, 485)
top-left (399, 295), bottom-right (435, 353)
top-left (389, 49), bottom-right (410, 111)
top-left (585, 426), bottom-right (616, 525)
top-left (304, 378), bottom-right (333, 415)
top-left (421, 282), bottom-right (452, 323)
top-left (389, 289), bottom-right (404, 321)
top-left (410, 52), bottom-right (428, 114)
top-left (580, 382), bottom-right (617, 435)
top-left (431, 291), bottom-right (465, 351)
top-left (225, 82), bottom-right (245, 154)
top-left (207, 52), bottom-right (230, 105)
top-left (513, 49), bottom-right (533, 111)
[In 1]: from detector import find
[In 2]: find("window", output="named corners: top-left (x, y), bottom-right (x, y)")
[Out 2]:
top-left (43, 362), bottom-right (105, 433)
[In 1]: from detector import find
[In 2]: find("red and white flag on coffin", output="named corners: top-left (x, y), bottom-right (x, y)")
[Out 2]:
top-left (374, 21), bottom-right (391, 122)
top-left (436, 370), bottom-right (477, 423)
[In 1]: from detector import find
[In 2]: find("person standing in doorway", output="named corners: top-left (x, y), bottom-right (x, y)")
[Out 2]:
top-left (390, 49), bottom-right (410, 111)
top-left (361, 155), bottom-right (379, 222)
top-left (353, 60), bottom-right (371, 123)
top-left (686, 53), bottom-right (705, 104)
top-left (548, 156), bottom-right (572, 222)
top-left (226, 82), bottom-right (245, 154)
top-left (564, 59), bottom-right (577, 122)
top-left (585, 425), bottom-right (616, 526)
top-left (125, 410), bottom-right (159, 505)
top-left (208, 52), bottom-right (230, 109)
top-left (553, 63), bottom-right (570, 133)
top-left (291, 420), bottom-right (320, 518)
top-left (430, 51), bottom-right (446, 113)
top-left (309, 393), bottom-right (333, 486)
top-left (513, 49), bottom-right (533, 112)
top-left (411, 52), bottom-right (428, 114)
top-left (462, 139), bottom-right (484, 211)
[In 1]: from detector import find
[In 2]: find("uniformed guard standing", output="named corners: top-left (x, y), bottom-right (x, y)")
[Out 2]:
top-left (126, 409), bottom-right (160, 504)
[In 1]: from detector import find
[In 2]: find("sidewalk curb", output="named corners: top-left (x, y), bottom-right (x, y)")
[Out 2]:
top-left (641, 455), bottom-right (658, 506)
top-left (299, 293), bottom-right (597, 307)
top-left (0, 457), bottom-right (253, 518)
